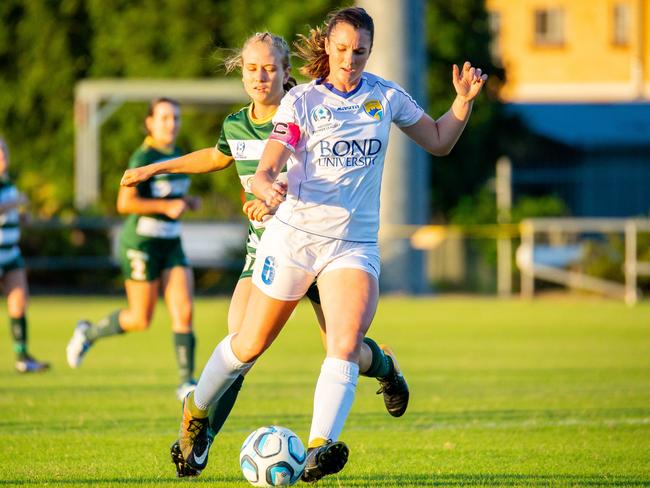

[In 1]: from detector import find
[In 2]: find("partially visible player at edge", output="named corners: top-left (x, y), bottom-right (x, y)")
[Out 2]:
top-left (120, 32), bottom-right (408, 477)
top-left (66, 98), bottom-right (201, 400)
top-left (0, 136), bottom-right (49, 373)
top-left (167, 6), bottom-right (487, 483)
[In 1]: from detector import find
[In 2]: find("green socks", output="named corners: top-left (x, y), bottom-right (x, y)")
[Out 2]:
top-left (10, 316), bottom-right (27, 359)
top-left (84, 310), bottom-right (124, 342)
top-left (174, 332), bottom-right (196, 384)
top-left (361, 337), bottom-right (393, 378)
top-left (208, 374), bottom-right (244, 440)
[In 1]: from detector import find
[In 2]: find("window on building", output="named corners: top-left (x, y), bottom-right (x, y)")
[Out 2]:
top-left (613, 4), bottom-right (630, 45)
top-left (534, 8), bottom-right (565, 46)
top-left (488, 11), bottom-right (503, 66)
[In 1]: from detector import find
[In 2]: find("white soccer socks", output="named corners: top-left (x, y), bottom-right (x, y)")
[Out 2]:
top-left (193, 334), bottom-right (254, 411)
top-left (308, 357), bottom-right (359, 446)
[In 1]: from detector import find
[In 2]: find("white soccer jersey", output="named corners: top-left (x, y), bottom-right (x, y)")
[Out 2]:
top-left (272, 72), bottom-right (424, 242)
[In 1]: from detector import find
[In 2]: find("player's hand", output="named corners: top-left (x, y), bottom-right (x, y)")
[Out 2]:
top-left (452, 61), bottom-right (487, 102)
top-left (121, 166), bottom-right (154, 187)
top-left (243, 199), bottom-right (274, 222)
top-left (164, 199), bottom-right (188, 220)
top-left (264, 181), bottom-right (287, 208)
top-left (183, 195), bottom-right (201, 212)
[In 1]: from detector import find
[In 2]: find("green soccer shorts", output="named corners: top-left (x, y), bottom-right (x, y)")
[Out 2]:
top-left (118, 237), bottom-right (188, 282)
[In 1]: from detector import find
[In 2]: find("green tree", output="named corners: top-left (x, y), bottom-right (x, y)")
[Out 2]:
top-left (425, 0), bottom-right (505, 218)
top-left (0, 0), bottom-right (91, 216)
top-left (0, 0), bottom-right (501, 220)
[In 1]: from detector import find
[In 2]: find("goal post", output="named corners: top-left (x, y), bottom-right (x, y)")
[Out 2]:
top-left (74, 78), bottom-right (248, 209)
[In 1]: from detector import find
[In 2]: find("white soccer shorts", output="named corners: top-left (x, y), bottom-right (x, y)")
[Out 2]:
top-left (251, 219), bottom-right (380, 301)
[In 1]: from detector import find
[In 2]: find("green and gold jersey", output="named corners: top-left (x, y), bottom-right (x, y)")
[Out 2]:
top-left (216, 104), bottom-right (288, 274)
top-left (217, 104), bottom-right (287, 234)
top-left (217, 103), bottom-right (288, 202)
top-left (0, 176), bottom-right (22, 265)
top-left (121, 138), bottom-right (188, 244)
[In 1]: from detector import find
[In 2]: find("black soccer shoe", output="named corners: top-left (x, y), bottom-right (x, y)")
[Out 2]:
top-left (170, 440), bottom-right (200, 478)
top-left (301, 440), bottom-right (349, 483)
top-left (376, 344), bottom-right (409, 417)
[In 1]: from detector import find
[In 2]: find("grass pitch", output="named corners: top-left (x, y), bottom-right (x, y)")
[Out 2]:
top-left (0, 296), bottom-right (649, 487)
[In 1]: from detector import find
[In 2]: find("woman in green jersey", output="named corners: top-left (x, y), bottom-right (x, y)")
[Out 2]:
top-left (66, 98), bottom-right (200, 400)
top-left (0, 136), bottom-right (49, 373)
top-left (121, 33), bottom-right (406, 478)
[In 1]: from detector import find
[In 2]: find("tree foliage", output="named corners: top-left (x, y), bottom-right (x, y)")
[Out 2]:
top-left (0, 0), bottom-right (501, 220)
top-left (425, 0), bottom-right (506, 218)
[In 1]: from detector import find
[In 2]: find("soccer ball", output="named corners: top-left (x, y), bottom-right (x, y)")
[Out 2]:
top-left (239, 425), bottom-right (306, 486)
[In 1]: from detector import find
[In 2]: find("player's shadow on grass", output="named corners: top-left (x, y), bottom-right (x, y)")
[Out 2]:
top-left (337, 473), bottom-right (649, 486)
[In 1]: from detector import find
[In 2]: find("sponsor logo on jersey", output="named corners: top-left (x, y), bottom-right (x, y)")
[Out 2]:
top-left (363, 100), bottom-right (384, 121)
top-left (261, 256), bottom-right (276, 285)
top-left (316, 138), bottom-right (382, 168)
top-left (336, 104), bottom-right (360, 112)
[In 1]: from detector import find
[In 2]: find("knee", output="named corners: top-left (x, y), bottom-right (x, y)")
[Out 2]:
top-left (177, 302), bottom-right (193, 322)
top-left (231, 334), bottom-right (267, 363)
top-left (327, 330), bottom-right (364, 360)
top-left (7, 292), bottom-right (27, 314)
top-left (126, 313), bottom-right (153, 331)
top-left (172, 308), bottom-right (193, 333)
top-left (7, 299), bottom-right (26, 318)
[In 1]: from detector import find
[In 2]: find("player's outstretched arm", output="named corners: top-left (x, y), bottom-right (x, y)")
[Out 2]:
top-left (116, 186), bottom-right (188, 219)
top-left (401, 61), bottom-right (487, 156)
top-left (120, 147), bottom-right (233, 187)
top-left (251, 140), bottom-right (291, 207)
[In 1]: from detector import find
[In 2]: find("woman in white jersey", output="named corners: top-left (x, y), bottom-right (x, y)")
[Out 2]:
top-left (174, 6), bottom-right (487, 483)
top-left (121, 32), bottom-right (407, 478)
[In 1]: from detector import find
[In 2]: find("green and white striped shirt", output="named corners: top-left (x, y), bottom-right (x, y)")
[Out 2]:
top-left (0, 177), bottom-right (22, 265)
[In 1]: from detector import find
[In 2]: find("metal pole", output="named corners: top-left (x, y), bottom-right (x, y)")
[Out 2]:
top-left (496, 156), bottom-right (512, 297)
top-left (624, 220), bottom-right (638, 305)
top-left (520, 221), bottom-right (535, 299)
top-left (74, 96), bottom-right (99, 209)
top-left (357, 0), bottom-right (429, 293)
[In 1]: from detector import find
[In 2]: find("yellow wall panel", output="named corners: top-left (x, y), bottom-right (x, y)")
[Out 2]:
top-left (486, 0), bottom-right (648, 101)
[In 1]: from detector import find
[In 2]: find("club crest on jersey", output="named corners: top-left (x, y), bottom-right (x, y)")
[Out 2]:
top-left (310, 105), bottom-right (340, 132)
top-left (235, 141), bottom-right (246, 159)
top-left (261, 256), bottom-right (276, 285)
top-left (363, 100), bottom-right (384, 121)
top-left (311, 105), bottom-right (333, 124)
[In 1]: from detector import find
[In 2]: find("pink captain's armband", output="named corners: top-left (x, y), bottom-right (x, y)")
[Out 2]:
top-left (268, 122), bottom-right (300, 152)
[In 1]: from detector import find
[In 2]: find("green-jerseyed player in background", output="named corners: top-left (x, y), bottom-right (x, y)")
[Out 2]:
top-left (66, 98), bottom-right (201, 400)
top-left (0, 136), bottom-right (49, 373)
top-left (121, 32), bottom-right (408, 478)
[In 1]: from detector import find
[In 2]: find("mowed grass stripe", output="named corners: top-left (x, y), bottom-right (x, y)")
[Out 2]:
top-left (0, 296), bottom-right (648, 487)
